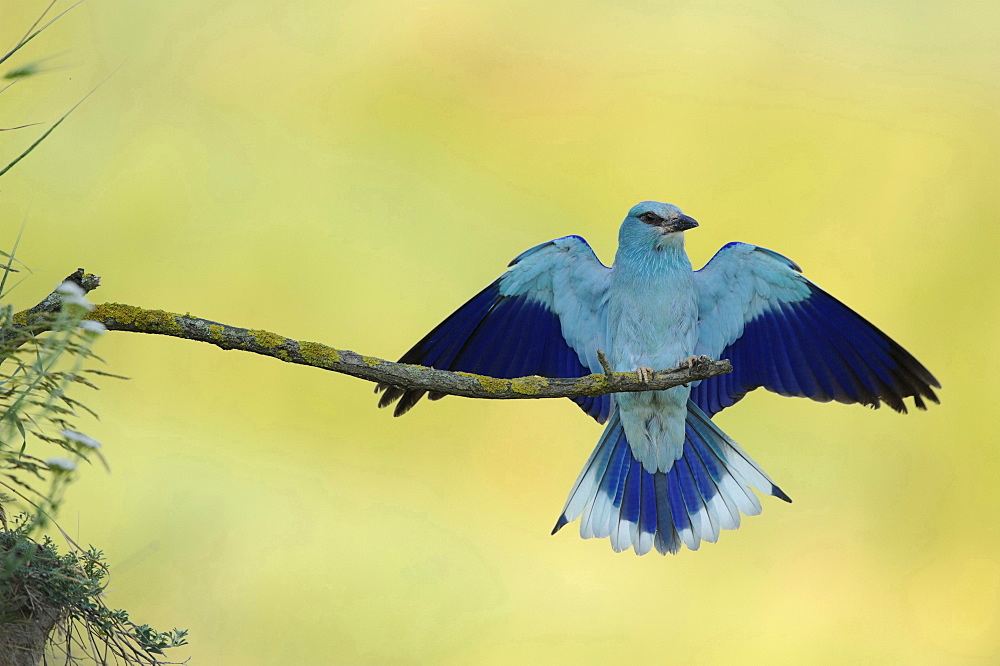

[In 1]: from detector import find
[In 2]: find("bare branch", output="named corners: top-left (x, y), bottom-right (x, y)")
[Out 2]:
top-left (11, 269), bottom-right (733, 401)
top-left (17, 268), bottom-right (100, 321)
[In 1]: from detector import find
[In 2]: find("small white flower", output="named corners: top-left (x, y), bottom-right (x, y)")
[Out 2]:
top-left (56, 281), bottom-right (85, 297)
top-left (61, 429), bottom-right (102, 449)
top-left (78, 320), bottom-right (107, 335)
top-left (46, 456), bottom-right (77, 472)
top-left (56, 281), bottom-right (94, 311)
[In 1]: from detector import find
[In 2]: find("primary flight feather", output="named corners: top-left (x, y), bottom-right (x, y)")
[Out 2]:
top-left (376, 201), bottom-right (940, 555)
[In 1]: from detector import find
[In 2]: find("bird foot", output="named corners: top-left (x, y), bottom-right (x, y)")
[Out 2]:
top-left (679, 355), bottom-right (710, 369)
top-left (635, 365), bottom-right (655, 382)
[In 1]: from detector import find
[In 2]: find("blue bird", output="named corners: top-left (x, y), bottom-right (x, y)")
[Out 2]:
top-left (376, 202), bottom-right (940, 555)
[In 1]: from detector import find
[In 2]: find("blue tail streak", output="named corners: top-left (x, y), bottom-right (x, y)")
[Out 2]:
top-left (552, 401), bottom-right (791, 555)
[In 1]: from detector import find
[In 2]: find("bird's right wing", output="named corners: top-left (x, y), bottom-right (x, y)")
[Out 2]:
top-left (376, 235), bottom-right (613, 422)
top-left (691, 242), bottom-right (939, 417)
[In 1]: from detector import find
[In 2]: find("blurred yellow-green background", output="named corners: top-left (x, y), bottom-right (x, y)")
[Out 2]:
top-left (3, 0), bottom-right (999, 663)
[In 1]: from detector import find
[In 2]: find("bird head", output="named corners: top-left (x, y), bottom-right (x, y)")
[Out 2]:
top-left (618, 201), bottom-right (699, 250)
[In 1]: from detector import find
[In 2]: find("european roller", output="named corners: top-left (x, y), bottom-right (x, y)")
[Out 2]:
top-left (376, 202), bottom-right (939, 555)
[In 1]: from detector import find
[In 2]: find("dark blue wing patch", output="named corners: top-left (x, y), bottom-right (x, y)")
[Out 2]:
top-left (691, 283), bottom-right (940, 417)
top-left (376, 280), bottom-right (611, 422)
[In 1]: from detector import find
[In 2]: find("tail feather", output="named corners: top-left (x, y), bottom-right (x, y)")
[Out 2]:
top-left (567, 421), bottom-right (625, 539)
top-left (653, 474), bottom-right (681, 555)
top-left (554, 411), bottom-right (619, 531)
top-left (553, 400), bottom-right (790, 555)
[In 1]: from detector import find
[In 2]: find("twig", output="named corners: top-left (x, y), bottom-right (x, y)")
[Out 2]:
top-left (11, 269), bottom-right (733, 401)
top-left (596, 349), bottom-right (614, 379)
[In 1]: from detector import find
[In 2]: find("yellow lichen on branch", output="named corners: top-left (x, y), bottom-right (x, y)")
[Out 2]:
top-left (91, 303), bottom-right (184, 335)
top-left (299, 341), bottom-right (341, 367)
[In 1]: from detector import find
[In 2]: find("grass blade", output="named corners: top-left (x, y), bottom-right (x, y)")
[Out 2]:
top-left (0, 66), bottom-right (116, 180)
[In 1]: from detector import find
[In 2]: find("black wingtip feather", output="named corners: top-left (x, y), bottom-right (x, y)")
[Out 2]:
top-left (392, 390), bottom-right (425, 417)
top-left (377, 388), bottom-right (401, 409)
top-left (551, 514), bottom-right (569, 535)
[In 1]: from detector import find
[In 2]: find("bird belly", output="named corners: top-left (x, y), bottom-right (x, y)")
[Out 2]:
top-left (617, 388), bottom-right (690, 472)
top-left (608, 271), bottom-right (698, 473)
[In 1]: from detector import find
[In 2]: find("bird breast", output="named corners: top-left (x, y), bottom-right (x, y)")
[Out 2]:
top-left (607, 266), bottom-right (698, 372)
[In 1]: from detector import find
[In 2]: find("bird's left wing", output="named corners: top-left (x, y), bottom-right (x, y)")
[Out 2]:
top-left (377, 235), bottom-right (612, 421)
top-left (692, 242), bottom-right (940, 417)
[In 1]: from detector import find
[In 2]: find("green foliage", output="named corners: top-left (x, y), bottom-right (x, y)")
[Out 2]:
top-left (1, 515), bottom-right (188, 664)
top-left (0, 282), bottom-right (108, 531)
top-left (0, 1), bottom-right (81, 70)
top-left (0, 0), bottom-right (113, 536)
top-left (4, 61), bottom-right (45, 80)
top-left (0, 0), bottom-right (96, 179)
top-left (0, 266), bottom-right (188, 664)
top-left (0, 5), bottom-right (189, 663)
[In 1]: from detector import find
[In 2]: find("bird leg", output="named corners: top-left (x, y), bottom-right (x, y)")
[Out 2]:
top-left (635, 365), bottom-right (654, 382)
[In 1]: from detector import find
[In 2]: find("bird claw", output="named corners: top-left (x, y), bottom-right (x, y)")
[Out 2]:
top-left (679, 355), bottom-right (709, 369)
top-left (635, 365), bottom-right (654, 382)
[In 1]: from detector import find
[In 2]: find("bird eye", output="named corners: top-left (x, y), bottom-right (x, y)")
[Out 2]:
top-left (638, 212), bottom-right (661, 224)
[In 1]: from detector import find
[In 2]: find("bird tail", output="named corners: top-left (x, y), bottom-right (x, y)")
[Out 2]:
top-left (551, 400), bottom-right (791, 555)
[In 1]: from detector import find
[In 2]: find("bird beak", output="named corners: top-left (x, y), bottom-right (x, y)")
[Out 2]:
top-left (665, 214), bottom-right (699, 233)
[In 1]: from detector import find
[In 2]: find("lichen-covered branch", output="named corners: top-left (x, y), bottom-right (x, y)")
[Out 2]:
top-left (11, 269), bottom-right (733, 401)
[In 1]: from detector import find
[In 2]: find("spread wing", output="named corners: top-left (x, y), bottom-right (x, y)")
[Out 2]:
top-left (377, 235), bottom-right (612, 422)
top-left (691, 242), bottom-right (940, 417)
